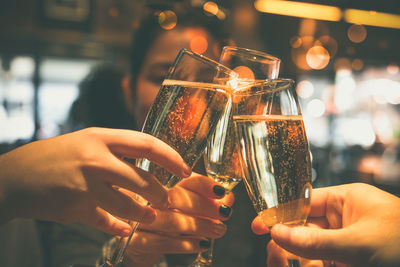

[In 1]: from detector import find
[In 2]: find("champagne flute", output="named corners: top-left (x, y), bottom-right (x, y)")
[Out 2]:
top-left (191, 46), bottom-right (280, 267)
top-left (103, 48), bottom-right (238, 267)
top-left (233, 79), bottom-right (312, 267)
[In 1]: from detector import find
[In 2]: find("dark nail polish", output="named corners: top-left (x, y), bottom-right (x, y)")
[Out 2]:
top-left (219, 205), bottom-right (232, 218)
top-left (213, 185), bottom-right (226, 196)
top-left (199, 239), bottom-right (211, 248)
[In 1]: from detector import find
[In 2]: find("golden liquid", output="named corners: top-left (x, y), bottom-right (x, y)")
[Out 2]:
top-left (234, 115), bottom-right (312, 227)
top-left (136, 80), bottom-right (230, 187)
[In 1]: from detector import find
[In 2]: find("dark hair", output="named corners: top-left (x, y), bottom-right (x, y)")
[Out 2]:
top-left (69, 64), bottom-right (138, 130)
top-left (129, 8), bottom-right (229, 90)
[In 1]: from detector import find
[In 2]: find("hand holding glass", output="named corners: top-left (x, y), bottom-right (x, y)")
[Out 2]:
top-left (234, 79), bottom-right (312, 265)
top-left (103, 48), bottom-right (238, 267)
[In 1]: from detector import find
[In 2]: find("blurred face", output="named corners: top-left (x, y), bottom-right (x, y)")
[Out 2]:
top-left (132, 27), bottom-right (218, 126)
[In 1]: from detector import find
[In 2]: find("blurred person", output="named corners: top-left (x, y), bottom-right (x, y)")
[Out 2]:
top-left (40, 7), bottom-right (262, 267)
top-left (251, 183), bottom-right (400, 267)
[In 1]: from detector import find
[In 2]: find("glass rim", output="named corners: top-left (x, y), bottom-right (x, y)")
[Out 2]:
top-left (222, 46), bottom-right (281, 63)
top-left (176, 48), bottom-right (238, 79)
top-left (234, 78), bottom-right (295, 96)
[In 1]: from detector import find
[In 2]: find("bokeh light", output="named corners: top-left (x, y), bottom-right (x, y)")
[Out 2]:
top-left (334, 58), bottom-right (352, 71)
top-left (190, 35), bottom-right (208, 54)
top-left (203, 1), bottom-right (219, 16)
top-left (347, 24), bottom-right (367, 43)
top-left (387, 63), bottom-right (399, 75)
top-left (108, 7), bottom-right (119, 18)
top-left (233, 66), bottom-right (255, 80)
top-left (158, 10), bottom-right (177, 30)
top-left (296, 80), bottom-right (314, 99)
top-left (290, 36), bottom-right (302, 48)
top-left (352, 58), bottom-right (364, 71)
top-left (307, 99), bottom-right (326, 117)
top-left (306, 45), bottom-right (330, 69)
top-left (317, 35), bottom-right (338, 57)
top-left (291, 49), bottom-right (311, 70)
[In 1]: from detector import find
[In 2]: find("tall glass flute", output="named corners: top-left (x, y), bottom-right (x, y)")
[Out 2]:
top-left (191, 46), bottom-right (280, 267)
top-left (233, 79), bottom-right (312, 267)
top-left (103, 48), bottom-right (238, 267)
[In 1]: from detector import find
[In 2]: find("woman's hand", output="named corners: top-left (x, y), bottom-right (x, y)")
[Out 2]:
top-left (0, 127), bottom-right (191, 236)
top-left (124, 173), bottom-right (235, 267)
top-left (252, 183), bottom-right (400, 267)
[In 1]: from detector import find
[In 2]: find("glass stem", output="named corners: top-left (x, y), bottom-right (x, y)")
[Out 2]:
top-left (288, 259), bottom-right (301, 267)
top-left (100, 221), bottom-right (140, 267)
top-left (191, 238), bottom-right (214, 266)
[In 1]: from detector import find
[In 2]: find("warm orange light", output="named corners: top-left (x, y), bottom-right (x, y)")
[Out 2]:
top-left (203, 1), bottom-right (219, 16)
top-left (290, 36), bottom-right (302, 48)
top-left (233, 66), bottom-right (255, 80)
top-left (108, 7), bottom-right (119, 18)
top-left (352, 59), bottom-right (364, 71)
top-left (291, 49), bottom-right (311, 70)
top-left (317, 35), bottom-right (338, 57)
top-left (344, 9), bottom-right (400, 29)
top-left (190, 36), bottom-right (208, 54)
top-left (387, 63), bottom-right (399, 75)
top-left (334, 58), bottom-right (352, 71)
top-left (158, 10), bottom-right (177, 30)
top-left (306, 46), bottom-right (330, 70)
top-left (347, 24), bottom-right (367, 43)
top-left (254, 0), bottom-right (342, 22)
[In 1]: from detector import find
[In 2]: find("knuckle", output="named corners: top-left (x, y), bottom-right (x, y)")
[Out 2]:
top-left (141, 137), bottom-right (156, 155)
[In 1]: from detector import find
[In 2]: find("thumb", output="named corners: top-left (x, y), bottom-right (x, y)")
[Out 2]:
top-left (271, 224), bottom-right (350, 262)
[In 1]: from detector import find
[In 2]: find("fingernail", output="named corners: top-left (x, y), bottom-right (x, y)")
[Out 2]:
top-left (213, 185), bottom-right (226, 197)
top-left (142, 208), bottom-right (157, 223)
top-left (183, 162), bottom-right (192, 177)
top-left (213, 223), bottom-right (227, 236)
top-left (219, 205), bottom-right (232, 218)
top-left (199, 239), bottom-right (211, 248)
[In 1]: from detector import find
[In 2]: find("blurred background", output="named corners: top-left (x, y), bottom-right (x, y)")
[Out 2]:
top-left (0, 1), bottom-right (399, 266)
top-left (0, 0), bottom-right (399, 191)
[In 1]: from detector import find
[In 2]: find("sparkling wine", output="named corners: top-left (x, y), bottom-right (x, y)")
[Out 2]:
top-left (136, 79), bottom-right (230, 187)
top-left (234, 114), bottom-right (312, 227)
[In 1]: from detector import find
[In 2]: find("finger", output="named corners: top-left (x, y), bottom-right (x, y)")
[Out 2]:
top-left (271, 224), bottom-right (350, 262)
top-left (93, 183), bottom-right (157, 224)
top-left (251, 214), bottom-right (270, 235)
top-left (218, 191), bottom-right (235, 207)
top-left (128, 231), bottom-right (211, 254)
top-left (309, 186), bottom-right (347, 218)
top-left (267, 240), bottom-right (288, 267)
top-left (100, 129), bottom-right (192, 178)
top-left (306, 217), bottom-right (330, 229)
top-left (177, 173), bottom-right (227, 199)
top-left (139, 210), bottom-right (227, 239)
top-left (168, 186), bottom-right (233, 221)
top-left (81, 207), bottom-right (132, 237)
top-left (98, 156), bottom-right (169, 210)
